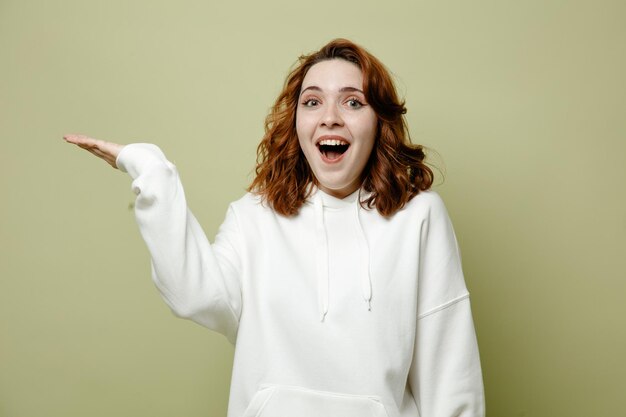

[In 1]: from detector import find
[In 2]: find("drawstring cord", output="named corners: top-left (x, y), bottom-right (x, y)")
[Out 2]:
top-left (313, 189), bottom-right (372, 322)
top-left (353, 198), bottom-right (373, 311)
top-left (314, 194), bottom-right (329, 322)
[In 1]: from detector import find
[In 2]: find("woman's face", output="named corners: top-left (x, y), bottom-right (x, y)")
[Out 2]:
top-left (296, 59), bottom-right (377, 199)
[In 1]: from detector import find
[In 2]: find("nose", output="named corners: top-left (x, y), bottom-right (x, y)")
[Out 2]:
top-left (320, 103), bottom-right (344, 127)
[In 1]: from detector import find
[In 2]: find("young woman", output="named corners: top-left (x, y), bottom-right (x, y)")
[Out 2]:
top-left (64, 39), bottom-right (485, 417)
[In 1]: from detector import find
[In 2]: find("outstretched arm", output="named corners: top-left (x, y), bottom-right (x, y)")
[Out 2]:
top-left (63, 135), bottom-right (242, 344)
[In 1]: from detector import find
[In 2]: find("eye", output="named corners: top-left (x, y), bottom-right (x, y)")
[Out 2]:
top-left (346, 98), bottom-right (364, 109)
top-left (302, 98), bottom-right (320, 107)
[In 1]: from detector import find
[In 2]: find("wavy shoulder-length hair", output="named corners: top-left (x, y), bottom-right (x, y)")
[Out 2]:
top-left (248, 38), bottom-right (433, 217)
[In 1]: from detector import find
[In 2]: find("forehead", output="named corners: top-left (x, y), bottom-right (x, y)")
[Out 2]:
top-left (301, 59), bottom-right (364, 90)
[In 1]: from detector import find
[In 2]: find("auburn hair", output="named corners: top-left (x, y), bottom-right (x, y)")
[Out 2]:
top-left (248, 38), bottom-right (433, 217)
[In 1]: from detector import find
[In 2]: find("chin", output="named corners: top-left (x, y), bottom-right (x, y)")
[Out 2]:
top-left (318, 179), bottom-right (359, 196)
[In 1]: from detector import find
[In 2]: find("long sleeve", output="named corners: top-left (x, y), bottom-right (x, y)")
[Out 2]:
top-left (408, 194), bottom-right (485, 416)
top-left (116, 143), bottom-right (242, 344)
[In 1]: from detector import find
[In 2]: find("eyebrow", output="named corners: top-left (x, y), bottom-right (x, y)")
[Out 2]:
top-left (300, 86), bottom-right (365, 95)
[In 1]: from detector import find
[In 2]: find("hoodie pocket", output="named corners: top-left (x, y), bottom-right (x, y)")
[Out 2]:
top-left (242, 384), bottom-right (390, 417)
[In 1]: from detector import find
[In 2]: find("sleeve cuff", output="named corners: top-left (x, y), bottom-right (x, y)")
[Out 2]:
top-left (115, 143), bottom-right (169, 179)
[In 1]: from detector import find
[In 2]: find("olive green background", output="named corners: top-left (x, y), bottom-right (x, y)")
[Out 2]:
top-left (1, 0), bottom-right (624, 416)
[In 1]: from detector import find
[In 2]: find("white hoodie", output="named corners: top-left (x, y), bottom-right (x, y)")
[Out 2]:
top-left (116, 143), bottom-right (485, 417)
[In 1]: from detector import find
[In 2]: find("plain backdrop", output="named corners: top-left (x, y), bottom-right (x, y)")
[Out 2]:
top-left (1, 1), bottom-right (625, 416)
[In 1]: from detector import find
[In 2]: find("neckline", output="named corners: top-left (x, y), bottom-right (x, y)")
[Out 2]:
top-left (316, 187), bottom-right (361, 209)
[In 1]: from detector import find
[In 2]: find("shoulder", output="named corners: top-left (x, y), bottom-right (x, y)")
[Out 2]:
top-left (403, 190), bottom-right (449, 218)
top-left (229, 192), bottom-right (271, 215)
top-left (407, 190), bottom-right (445, 207)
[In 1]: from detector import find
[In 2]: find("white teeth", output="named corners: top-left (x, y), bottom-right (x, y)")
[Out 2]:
top-left (319, 139), bottom-right (348, 146)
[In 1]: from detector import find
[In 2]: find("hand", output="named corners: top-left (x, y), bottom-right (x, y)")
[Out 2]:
top-left (63, 134), bottom-right (124, 169)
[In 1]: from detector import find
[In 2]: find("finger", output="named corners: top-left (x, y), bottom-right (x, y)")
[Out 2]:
top-left (85, 148), bottom-right (117, 168)
top-left (76, 142), bottom-right (94, 150)
top-left (86, 145), bottom-right (115, 160)
top-left (63, 134), bottom-right (95, 146)
top-left (95, 140), bottom-right (122, 159)
top-left (64, 134), bottom-right (122, 157)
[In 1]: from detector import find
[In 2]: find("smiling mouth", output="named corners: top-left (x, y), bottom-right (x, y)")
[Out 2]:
top-left (317, 139), bottom-right (350, 161)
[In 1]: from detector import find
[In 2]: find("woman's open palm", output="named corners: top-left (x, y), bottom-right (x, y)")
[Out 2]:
top-left (63, 134), bottom-right (124, 169)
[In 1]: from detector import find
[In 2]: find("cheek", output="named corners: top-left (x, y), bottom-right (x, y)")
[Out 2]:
top-left (296, 111), bottom-right (314, 137)
top-left (295, 122), bottom-right (306, 149)
top-left (295, 123), bottom-right (315, 163)
top-left (358, 119), bottom-right (378, 162)
top-left (359, 116), bottom-right (378, 148)
top-left (295, 112), bottom-right (304, 142)
top-left (295, 115), bottom-right (308, 146)
top-left (296, 114), bottom-right (319, 162)
top-left (351, 109), bottom-right (377, 136)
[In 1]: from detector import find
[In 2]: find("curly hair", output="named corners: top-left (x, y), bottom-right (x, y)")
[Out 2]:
top-left (248, 38), bottom-right (433, 217)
